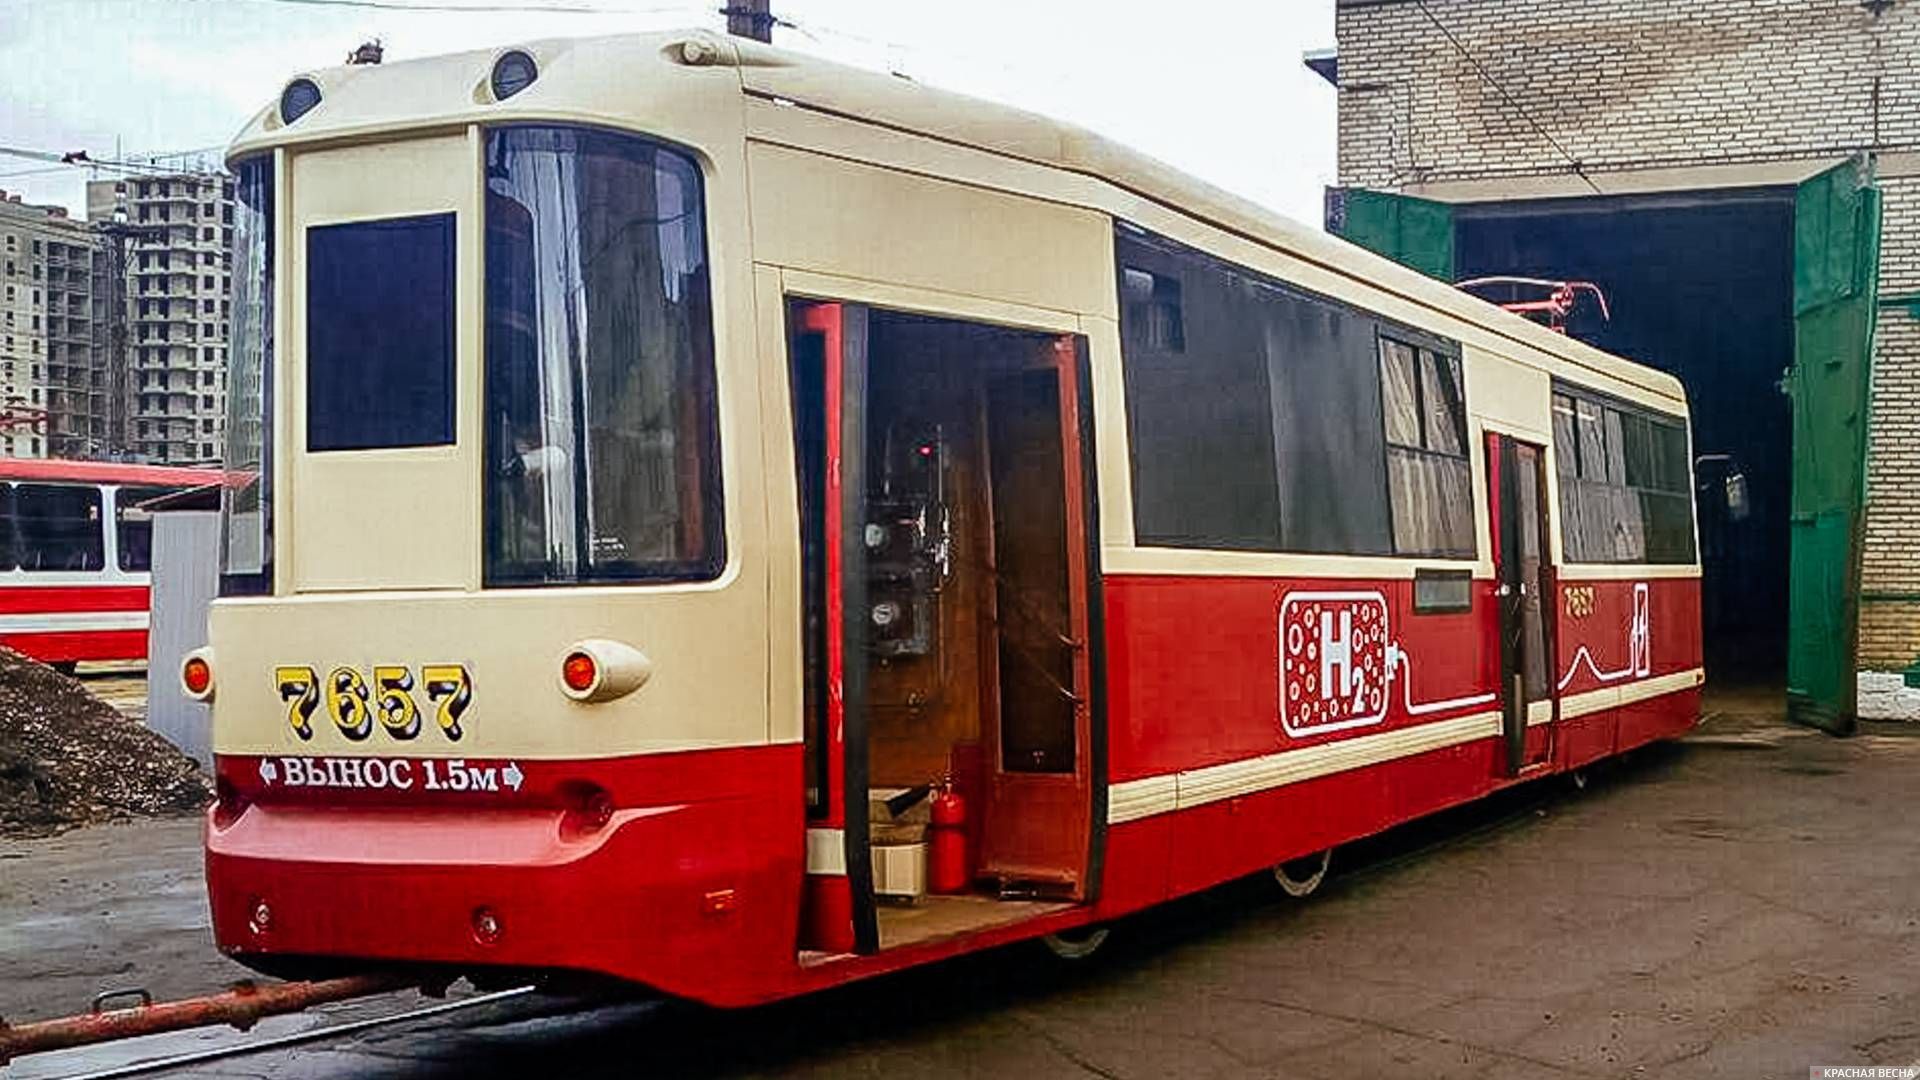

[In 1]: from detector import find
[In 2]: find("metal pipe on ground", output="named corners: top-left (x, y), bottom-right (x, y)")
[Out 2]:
top-left (0, 974), bottom-right (414, 1065)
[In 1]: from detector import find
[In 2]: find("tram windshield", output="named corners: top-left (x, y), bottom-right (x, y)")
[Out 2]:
top-left (219, 156), bottom-right (273, 596)
top-left (483, 125), bottom-right (722, 586)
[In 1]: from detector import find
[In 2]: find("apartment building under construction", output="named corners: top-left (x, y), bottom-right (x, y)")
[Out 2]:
top-left (88, 172), bottom-right (234, 465)
top-left (0, 192), bottom-right (107, 460)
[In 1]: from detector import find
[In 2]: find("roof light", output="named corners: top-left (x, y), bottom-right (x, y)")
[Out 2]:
top-left (279, 78), bottom-right (322, 125)
top-left (490, 50), bottom-right (538, 101)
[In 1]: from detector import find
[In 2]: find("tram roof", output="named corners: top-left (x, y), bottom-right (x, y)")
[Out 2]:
top-left (227, 30), bottom-right (1687, 407)
top-left (0, 459), bottom-right (231, 487)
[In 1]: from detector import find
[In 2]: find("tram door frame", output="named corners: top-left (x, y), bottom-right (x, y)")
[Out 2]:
top-left (791, 300), bottom-right (1109, 955)
top-left (1487, 431), bottom-right (1558, 776)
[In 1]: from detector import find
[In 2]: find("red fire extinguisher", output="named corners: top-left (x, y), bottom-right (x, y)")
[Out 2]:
top-left (930, 779), bottom-right (969, 895)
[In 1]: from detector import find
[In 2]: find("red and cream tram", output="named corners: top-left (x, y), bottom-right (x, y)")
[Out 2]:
top-left (0, 458), bottom-right (213, 668)
top-left (194, 32), bottom-right (1703, 1006)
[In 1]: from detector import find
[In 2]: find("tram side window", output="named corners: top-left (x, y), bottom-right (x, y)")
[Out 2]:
top-left (15, 484), bottom-right (103, 572)
top-left (0, 486), bottom-right (13, 572)
top-left (115, 485), bottom-right (173, 572)
top-left (1114, 225), bottom-right (1397, 555)
top-left (1117, 236), bottom-right (1282, 549)
top-left (1379, 337), bottom-right (1474, 557)
top-left (1553, 390), bottom-right (1695, 564)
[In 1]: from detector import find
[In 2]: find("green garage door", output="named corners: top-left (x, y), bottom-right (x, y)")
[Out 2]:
top-left (1330, 188), bottom-right (1456, 282)
top-left (1786, 157), bottom-right (1883, 734)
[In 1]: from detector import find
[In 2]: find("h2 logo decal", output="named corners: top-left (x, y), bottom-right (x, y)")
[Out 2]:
top-left (1279, 592), bottom-right (1390, 736)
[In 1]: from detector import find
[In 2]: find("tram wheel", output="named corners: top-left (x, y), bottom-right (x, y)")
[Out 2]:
top-left (1041, 925), bottom-right (1111, 961)
top-left (1273, 849), bottom-right (1332, 898)
top-left (1569, 767), bottom-right (1591, 791)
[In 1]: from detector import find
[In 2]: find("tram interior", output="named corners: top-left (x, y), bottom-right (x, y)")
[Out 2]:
top-left (799, 309), bottom-right (1083, 951)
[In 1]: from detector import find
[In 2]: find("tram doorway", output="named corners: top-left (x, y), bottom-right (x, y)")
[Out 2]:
top-left (790, 302), bottom-right (1098, 955)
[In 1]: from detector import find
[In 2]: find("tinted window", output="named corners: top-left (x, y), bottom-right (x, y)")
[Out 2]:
top-left (306, 213), bottom-right (455, 451)
top-left (1379, 336), bottom-right (1474, 557)
top-left (0, 486), bottom-right (14, 573)
top-left (1115, 226), bottom-right (1399, 556)
top-left (1554, 388), bottom-right (1694, 564)
top-left (17, 484), bottom-right (102, 572)
top-left (483, 126), bottom-right (723, 585)
top-left (1117, 230), bottom-right (1282, 549)
top-left (116, 485), bottom-right (174, 572)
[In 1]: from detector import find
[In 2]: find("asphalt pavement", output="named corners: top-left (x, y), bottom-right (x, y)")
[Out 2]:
top-left (7, 688), bottom-right (1920, 1079)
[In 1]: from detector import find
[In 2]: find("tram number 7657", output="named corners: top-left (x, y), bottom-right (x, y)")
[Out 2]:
top-left (276, 663), bottom-right (474, 743)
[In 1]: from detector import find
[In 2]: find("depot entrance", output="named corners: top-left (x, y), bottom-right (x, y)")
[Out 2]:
top-left (1453, 189), bottom-right (1794, 682)
top-left (1334, 161), bottom-right (1883, 729)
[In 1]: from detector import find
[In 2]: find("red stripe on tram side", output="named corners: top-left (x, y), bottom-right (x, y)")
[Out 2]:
top-left (0, 584), bottom-right (151, 615)
top-left (0, 629), bottom-right (150, 664)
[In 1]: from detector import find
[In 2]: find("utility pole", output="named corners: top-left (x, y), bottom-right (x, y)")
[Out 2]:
top-left (722, 0), bottom-right (773, 43)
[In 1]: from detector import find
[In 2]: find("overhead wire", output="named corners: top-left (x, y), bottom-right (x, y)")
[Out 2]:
top-left (1410, 0), bottom-right (1603, 196)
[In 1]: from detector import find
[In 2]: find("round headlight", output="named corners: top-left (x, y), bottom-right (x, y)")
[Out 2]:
top-left (490, 50), bottom-right (538, 101)
top-left (279, 78), bottom-right (322, 124)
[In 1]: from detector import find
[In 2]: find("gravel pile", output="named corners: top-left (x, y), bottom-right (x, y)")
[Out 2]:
top-left (0, 649), bottom-right (210, 838)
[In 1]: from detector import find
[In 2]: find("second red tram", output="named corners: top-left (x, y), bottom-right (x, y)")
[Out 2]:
top-left (0, 458), bottom-right (215, 667)
top-left (195, 32), bottom-right (1703, 1006)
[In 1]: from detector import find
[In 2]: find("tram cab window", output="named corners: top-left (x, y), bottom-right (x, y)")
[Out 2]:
top-left (15, 484), bottom-right (103, 572)
top-left (221, 155), bottom-right (273, 598)
top-left (482, 125), bottom-right (722, 586)
top-left (305, 213), bottom-right (455, 451)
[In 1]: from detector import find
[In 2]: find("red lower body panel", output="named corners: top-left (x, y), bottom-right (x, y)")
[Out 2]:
top-left (1, 628), bottom-right (147, 664)
top-left (207, 744), bottom-right (805, 1007)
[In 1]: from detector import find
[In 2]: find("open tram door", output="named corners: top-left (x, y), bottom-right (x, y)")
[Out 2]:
top-left (976, 338), bottom-right (1097, 899)
top-left (1487, 432), bottom-right (1556, 775)
top-left (790, 300), bottom-right (1101, 957)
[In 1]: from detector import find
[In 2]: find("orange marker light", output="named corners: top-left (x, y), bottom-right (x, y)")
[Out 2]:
top-left (182, 656), bottom-right (213, 697)
top-left (561, 651), bottom-right (598, 694)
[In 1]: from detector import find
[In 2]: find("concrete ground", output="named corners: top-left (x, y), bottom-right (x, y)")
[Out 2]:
top-left (8, 691), bottom-right (1920, 1078)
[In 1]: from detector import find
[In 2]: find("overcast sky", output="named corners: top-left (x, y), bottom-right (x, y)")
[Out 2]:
top-left (0, 0), bottom-right (1336, 226)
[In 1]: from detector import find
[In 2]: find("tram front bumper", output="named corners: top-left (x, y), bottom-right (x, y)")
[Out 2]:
top-left (203, 746), bottom-right (804, 1007)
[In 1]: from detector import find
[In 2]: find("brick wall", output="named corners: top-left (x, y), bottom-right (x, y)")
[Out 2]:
top-left (1335, 0), bottom-right (1917, 188)
top-left (1336, 0), bottom-right (1920, 686)
top-left (1864, 164), bottom-right (1920, 671)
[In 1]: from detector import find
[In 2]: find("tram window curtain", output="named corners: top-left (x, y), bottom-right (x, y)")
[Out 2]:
top-left (1554, 384), bottom-right (1695, 564)
top-left (1377, 336), bottom-right (1474, 557)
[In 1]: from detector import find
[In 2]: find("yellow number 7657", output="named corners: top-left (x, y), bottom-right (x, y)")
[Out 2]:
top-left (274, 663), bottom-right (473, 742)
